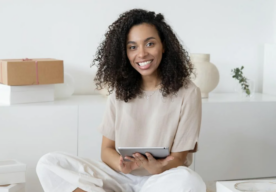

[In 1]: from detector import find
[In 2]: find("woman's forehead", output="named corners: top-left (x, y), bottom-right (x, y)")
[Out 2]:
top-left (127, 23), bottom-right (160, 43)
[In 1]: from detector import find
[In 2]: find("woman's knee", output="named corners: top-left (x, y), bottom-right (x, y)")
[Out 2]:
top-left (36, 151), bottom-right (64, 174)
top-left (37, 151), bottom-right (60, 164)
top-left (173, 166), bottom-right (206, 191)
top-left (145, 166), bottom-right (206, 191)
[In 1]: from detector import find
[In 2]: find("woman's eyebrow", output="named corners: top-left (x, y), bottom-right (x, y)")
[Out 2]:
top-left (127, 37), bottom-right (156, 44)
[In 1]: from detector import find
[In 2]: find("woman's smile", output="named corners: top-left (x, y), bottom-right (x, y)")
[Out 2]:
top-left (137, 59), bottom-right (153, 70)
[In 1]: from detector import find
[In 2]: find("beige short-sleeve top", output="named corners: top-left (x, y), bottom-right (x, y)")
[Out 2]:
top-left (98, 80), bottom-right (202, 176)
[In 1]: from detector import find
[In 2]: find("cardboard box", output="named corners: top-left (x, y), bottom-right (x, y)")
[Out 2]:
top-left (0, 84), bottom-right (55, 105)
top-left (0, 183), bottom-right (25, 192)
top-left (0, 160), bottom-right (26, 185)
top-left (0, 58), bottom-right (63, 86)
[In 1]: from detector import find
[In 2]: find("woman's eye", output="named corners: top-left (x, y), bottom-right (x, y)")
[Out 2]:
top-left (147, 42), bottom-right (154, 47)
top-left (129, 46), bottom-right (136, 50)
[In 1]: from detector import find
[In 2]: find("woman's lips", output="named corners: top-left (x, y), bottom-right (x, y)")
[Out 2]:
top-left (136, 60), bottom-right (153, 70)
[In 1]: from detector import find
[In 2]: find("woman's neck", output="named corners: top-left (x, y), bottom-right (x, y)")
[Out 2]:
top-left (141, 74), bottom-right (161, 91)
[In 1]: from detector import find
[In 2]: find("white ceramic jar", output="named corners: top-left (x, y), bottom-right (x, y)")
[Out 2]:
top-left (190, 53), bottom-right (219, 98)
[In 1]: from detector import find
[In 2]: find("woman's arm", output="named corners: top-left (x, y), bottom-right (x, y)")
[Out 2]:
top-left (101, 136), bottom-right (121, 172)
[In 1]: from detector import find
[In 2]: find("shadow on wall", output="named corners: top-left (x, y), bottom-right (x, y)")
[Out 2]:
top-left (62, 63), bottom-right (99, 95)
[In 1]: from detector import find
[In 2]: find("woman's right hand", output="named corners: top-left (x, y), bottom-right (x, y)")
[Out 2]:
top-left (118, 156), bottom-right (141, 174)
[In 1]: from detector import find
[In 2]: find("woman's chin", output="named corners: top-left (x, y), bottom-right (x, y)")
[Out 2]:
top-left (139, 69), bottom-right (158, 77)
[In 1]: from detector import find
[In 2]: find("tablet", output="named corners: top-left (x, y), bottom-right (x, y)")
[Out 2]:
top-left (117, 147), bottom-right (170, 161)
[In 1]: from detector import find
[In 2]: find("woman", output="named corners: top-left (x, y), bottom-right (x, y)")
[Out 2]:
top-left (36, 9), bottom-right (206, 192)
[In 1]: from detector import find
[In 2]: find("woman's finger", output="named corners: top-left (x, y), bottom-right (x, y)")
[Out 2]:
top-left (161, 155), bottom-right (174, 166)
top-left (131, 153), bottom-right (139, 164)
top-left (166, 155), bottom-right (174, 161)
top-left (124, 156), bottom-right (136, 162)
top-left (145, 153), bottom-right (156, 162)
top-left (132, 153), bottom-right (140, 162)
top-left (135, 153), bottom-right (147, 164)
top-left (135, 161), bottom-right (142, 168)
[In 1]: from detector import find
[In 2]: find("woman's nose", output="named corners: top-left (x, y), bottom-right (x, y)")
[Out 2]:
top-left (138, 47), bottom-right (148, 58)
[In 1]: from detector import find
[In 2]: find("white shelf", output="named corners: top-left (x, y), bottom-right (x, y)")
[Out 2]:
top-left (1, 93), bottom-right (276, 107)
top-left (203, 93), bottom-right (276, 103)
top-left (0, 94), bottom-right (107, 106)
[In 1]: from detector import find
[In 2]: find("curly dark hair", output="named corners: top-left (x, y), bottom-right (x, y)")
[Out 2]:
top-left (91, 9), bottom-right (195, 102)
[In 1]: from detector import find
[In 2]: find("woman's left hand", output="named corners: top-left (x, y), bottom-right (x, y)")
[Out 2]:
top-left (124, 153), bottom-right (174, 175)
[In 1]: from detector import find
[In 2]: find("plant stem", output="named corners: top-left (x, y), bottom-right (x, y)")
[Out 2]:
top-left (231, 66), bottom-right (251, 96)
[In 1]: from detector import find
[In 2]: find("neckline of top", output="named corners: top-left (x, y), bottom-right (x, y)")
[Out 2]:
top-left (141, 88), bottom-right (161, 93)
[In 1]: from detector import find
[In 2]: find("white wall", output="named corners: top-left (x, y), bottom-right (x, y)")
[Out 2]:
top-left (274, 0), bottom-right (276, 43)
top-left (0, 0), bottom-right (275, 94)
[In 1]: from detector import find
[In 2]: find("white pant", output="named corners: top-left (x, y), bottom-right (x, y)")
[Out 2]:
top-left (36, 151), bottom-right (206, 192)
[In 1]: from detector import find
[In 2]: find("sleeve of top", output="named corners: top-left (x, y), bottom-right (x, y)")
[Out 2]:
top-left (97, 93), bottom-right (116, 141)
top-left (171, 86), bottom-right (202, 153)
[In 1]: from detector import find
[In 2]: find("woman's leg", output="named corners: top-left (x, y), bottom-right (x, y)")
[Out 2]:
top-left (139, 166), bottom-right (206, 192)
top-left (36, 151), bottom-right (137, 192)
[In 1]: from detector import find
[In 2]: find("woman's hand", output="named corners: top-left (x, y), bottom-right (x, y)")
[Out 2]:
top-left (125, 153), bottom-right (174, 175)
top-left (118, 155), bottom-right (141, 174)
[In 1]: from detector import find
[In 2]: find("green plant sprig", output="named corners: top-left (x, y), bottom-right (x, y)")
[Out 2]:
top-left (231, 66), bottom-right (251, 96)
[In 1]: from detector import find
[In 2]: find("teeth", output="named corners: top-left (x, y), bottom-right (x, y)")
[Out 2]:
top-left (138, 60), bottom-right (152, 66)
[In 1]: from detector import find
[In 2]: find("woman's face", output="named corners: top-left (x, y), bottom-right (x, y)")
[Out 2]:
top-left (126, 23), bottom-right (164, 77)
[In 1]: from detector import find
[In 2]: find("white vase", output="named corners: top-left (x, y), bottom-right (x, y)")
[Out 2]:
top-left (190, 53), bottom-right (219, 98)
